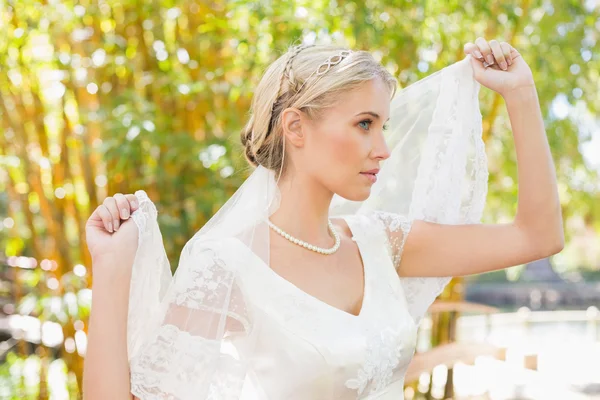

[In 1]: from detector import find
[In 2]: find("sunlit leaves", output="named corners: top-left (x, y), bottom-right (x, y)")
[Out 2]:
top-left (0, 1), bottom-right (599, 394)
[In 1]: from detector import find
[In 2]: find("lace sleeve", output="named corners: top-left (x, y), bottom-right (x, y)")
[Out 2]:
top-left (128, 190), bottom-right (173, 362)
top-left (128, 192), bottom-right (251, 399)
top-left (129, 242), bottom-right (251, 399)
top-left (370, 210), bottom-right (452, 326)
top-left (370, 210), bottom-right (412, 270)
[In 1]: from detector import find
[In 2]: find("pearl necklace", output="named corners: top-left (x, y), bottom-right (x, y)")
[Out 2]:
top-left (267, 219), bottom-right (341, 255)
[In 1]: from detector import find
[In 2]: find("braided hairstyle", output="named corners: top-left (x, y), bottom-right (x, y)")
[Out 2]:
top-left (240, 43), bottom-right (397, 177)
top-left (240, 44), bottom-right (313, 170)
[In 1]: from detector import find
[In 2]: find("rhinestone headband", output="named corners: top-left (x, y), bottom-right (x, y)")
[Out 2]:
top-left (296, 49), bottom-right (354, 93)
top-left (269, 48), bottom-right (354, 119)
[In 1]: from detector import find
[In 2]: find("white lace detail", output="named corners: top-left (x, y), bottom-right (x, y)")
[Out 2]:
top-left (128, 195), bottom-right (251, 399)
top-left (131, 190), bottom-right (156, 240)
top-left (345, 323), bottom-right (417, 396)
top-left (407, 68), bottom-right (488, 225)
top-left (172, 245), bottom-right (251, 332)
top-left (130, 324), bottom-right (220, 399)
top-left (400, 276), bottom-right (452, 325)
top-left (128, 190), bottom-right (172, 362)
top-left (129, 246), bottom-right (251, 398)
top-left (363, 210), bottom-right (451, 328)
top-left (130, 323), bottom-right (247, 400)
top-left (370, 211), bottom-right (412, 270)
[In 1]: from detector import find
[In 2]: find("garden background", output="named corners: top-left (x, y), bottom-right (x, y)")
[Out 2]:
top-left (1, 0), bottom-right (599, 399)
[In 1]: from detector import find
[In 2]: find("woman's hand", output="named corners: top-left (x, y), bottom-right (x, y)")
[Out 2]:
top-left (464, 38), bottom-right (535, 98)
top-left (85, 193), bottom-right (140, 273)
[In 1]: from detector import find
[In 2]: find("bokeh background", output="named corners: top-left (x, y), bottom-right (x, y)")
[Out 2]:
top-left (1, 0), bottom-right (599, 399)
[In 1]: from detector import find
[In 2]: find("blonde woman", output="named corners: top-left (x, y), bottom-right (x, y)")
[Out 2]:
top-left (83, 38), bottom-right (563, 399)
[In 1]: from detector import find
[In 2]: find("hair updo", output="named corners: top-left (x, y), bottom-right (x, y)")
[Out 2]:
top-left (240, 44), bottom-right (397, 177)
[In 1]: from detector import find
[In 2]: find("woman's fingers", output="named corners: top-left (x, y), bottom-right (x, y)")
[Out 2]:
top-left (463, 42), bottom-right (484, 60)
top-left (99, 193), bottom-right (139, 233)
top-left (500, 42), bottom-right (513, 66)
top-left (96, 204), bottom-right (114, 233)
top-left (510, 45), bottom-right (522, 60)
top-left (489, 40), bottom-right (508, 70)
top-left (103, 196), bottom-right (121, 231)
top-left (113, 193), bottom-right (132, 221)
top-left (475, 37), bottom-right (494, 66)
top-left (126, 194), bottom-right (139, 211)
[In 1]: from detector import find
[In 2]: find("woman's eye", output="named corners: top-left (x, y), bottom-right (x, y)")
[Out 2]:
top-left (358, 120), bottom-right (372, 130)
top-left (358, 119), bottom-right (388, 131)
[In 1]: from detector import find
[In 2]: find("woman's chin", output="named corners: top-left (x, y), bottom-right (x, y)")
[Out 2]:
top-left (357, 188), bottom-right (371, 201)
top-left (336, 186), bottom-right (371, 202)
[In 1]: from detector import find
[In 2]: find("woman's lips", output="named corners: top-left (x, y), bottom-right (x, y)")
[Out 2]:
top-left (360, 172), bottom-right (377, 183)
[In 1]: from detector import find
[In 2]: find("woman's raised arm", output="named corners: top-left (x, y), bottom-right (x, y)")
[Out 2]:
top-left (398, 39), bottom-right (564, 278)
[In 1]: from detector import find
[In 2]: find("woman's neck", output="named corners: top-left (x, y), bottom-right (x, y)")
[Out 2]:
top-left (269, 172), bottom-right (335, 247)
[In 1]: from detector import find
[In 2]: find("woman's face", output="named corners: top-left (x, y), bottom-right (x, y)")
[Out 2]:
top-left (291, 78), bottom-right (392, 201)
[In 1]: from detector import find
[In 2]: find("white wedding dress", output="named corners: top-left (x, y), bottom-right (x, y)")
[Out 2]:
top-left (126, 56), bottom-right (486, 400)
top-left (128, 193), bottom-right (450, 400)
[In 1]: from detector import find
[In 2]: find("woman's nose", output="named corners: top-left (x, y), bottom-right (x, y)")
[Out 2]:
top-left (372, 132), bottom-right (391, 160)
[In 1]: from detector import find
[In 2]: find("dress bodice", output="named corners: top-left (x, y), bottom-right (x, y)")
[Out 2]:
top-left (224, 213), bottom-right (419, 399)
top-left (129, 209), bottom-right (452, 400)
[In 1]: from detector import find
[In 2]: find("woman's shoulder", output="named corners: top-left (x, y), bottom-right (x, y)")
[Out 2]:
top-left (331, 216), bottom-right (353, 241)
top-left (332, 212), bottom-right (389, 243)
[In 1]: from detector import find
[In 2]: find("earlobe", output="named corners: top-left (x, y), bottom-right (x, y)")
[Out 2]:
top-left (281, 108), bottom-right (304, 147)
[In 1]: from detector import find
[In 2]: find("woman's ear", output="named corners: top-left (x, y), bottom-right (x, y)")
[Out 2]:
top-left (281, 108), bottom-right (305, 148)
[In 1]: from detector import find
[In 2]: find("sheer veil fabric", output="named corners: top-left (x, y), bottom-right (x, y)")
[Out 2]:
top-left (125, 54), bottom-right (488, 399)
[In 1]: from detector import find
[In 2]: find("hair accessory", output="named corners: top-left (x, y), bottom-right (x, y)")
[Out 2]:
top-left (296, 49), bottom-right (354, 93)
top-left (275, 44), bottom-right (315, 101)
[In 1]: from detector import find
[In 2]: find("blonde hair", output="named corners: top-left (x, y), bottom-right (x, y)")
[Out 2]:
top-left (240, 44), bottom-right (397, 177)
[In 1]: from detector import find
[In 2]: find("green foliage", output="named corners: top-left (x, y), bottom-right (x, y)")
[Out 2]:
top-left (1, 1), bottom-right (599, 397)
top-left (2, 0), bottom-right (599, 270)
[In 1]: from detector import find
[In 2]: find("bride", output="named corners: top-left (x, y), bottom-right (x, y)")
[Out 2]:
top-left (82, 38), bottom-right (564, 399)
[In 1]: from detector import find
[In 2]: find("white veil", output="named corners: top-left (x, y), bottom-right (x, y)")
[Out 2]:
top-left (125, 54), bottom-right (487, 399)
